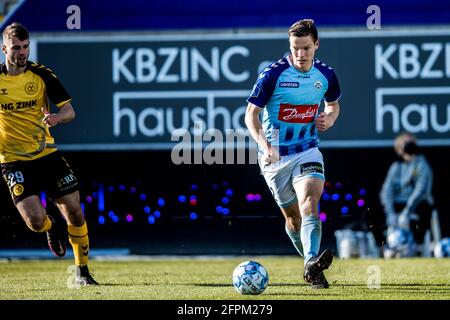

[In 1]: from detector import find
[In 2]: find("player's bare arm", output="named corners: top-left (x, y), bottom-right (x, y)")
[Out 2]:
top-left (245, 103), bottom-right (267, 149)
top-left (42, 102), bottom-right (75, 127)
top-left (245, 102), bottom-right (279, 163)
top-left (315, 100), bottom-right (340, 131)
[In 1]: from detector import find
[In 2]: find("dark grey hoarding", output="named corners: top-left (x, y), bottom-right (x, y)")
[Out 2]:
top-left (34, 30), bottom-right (450, 150)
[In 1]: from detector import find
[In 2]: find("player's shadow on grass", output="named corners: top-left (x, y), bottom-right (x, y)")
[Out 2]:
top-left (380, 283), bottom-right (449, 287)
top-left (192, 283), bottom-right (310, 288)
top-left (191, 283), bottom-right (341, 297)
top-left (84, 283), bottom-right (123, 286)
top-left (172, 283), bottom-right (450, 295)
top-left (328, 283), bottom-right (450, 293)
top-left (263, 283), bottom-right (309, 287)
top-left (264, 292), bottom-right (342, 297)
top-left (334, 283), bottom-right (450, 288)
top-left (192, 283), bottom-right (236, 287)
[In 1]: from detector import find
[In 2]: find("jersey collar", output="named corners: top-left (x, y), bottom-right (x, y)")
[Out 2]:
top-left (0, 61), bottom-right (30, 75)
top-left (287, 55), bottom-right (314, 74)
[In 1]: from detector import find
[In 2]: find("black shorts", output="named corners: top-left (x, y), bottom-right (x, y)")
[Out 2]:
top-left (1, 151), bottom-right (79, 205)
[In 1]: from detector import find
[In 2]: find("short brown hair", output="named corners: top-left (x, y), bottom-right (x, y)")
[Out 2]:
top-left (288, 19), bottom-right (318, 42)
top-left (2, 22), bottom-right (29, 41)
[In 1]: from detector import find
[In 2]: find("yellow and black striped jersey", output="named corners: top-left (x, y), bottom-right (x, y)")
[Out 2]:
top-left (0, 61), bottom-right (71, 163)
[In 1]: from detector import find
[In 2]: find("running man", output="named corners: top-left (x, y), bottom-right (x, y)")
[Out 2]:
top-left (245, 19), bottom-right (341, 288)
top-left (0, 22), bottom-right (98, 285)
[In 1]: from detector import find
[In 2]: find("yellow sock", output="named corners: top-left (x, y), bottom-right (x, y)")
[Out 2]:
top-left (35, 215), bottom-right (52, 232)
top-left (68, 222), bottom-right (90, 266)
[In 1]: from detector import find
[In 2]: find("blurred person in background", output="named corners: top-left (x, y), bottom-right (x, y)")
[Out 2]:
top-left (380, 132), bottom-right (434, 254)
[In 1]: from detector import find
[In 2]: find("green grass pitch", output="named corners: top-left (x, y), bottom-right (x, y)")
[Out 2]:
top-left (0, 257), bottom-right (449, 300)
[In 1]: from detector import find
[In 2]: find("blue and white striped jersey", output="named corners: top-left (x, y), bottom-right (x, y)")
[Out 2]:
top-left (247, 56), bottom-right (341, 156)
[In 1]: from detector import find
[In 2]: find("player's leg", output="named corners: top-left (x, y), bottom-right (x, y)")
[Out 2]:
top-left (294, 177), bottom-right (332, 288)
top-left (293, 177), bottom-right (324, 263)
top-left (55, 197), bottom-right (96, 287)
top-left (410, 201), bottom-right (432, 245)
top-left (48, 153), bottom-right (98, 285)
top-left (258, 153), bottom-right (304, 256)
top-left (292, 148), bottom-right (326, 264)
top-left (53, 190), bottom-right (87, 261)
top-left (281, 202), bottom-right (304, 256)
top-left (16, 195), bottom-right (49, 230)
top-left (16, 196), bottom-right (67, 257)
top-left (1, 161), bottom-right (66, 256)
top-left (54, 190), bottom-right (98, 285)
top-left (291, 148), bottom-right (333, 288)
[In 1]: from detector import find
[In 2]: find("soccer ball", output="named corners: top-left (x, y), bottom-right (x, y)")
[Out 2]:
top-left (387, 227), bottom-right (413, 248)
top-left (434, 238), bottom-right (450, 258)
top-left (385, 227), bottom-right (416, 257)
top-left (232, 260), bottom-right (269, 295)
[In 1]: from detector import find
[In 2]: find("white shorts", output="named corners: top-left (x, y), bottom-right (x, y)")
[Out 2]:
top-left (258, 147), bottom-right (325, 208)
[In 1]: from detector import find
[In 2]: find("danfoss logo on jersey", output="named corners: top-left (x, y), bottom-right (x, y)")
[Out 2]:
top-left (278, 104), bottom-right (318, 123)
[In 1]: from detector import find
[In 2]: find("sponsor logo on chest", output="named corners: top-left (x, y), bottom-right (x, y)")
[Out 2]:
top-left (279, 82), bottom-right (299, 88)
top-left (278, 104), bottom-right (318, 123)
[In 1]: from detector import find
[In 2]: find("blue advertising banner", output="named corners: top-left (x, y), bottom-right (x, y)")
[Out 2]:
top-left (34, 29), bottom-right (450, 150)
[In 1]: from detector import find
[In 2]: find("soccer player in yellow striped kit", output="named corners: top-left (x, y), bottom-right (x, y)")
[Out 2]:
top-left (0, 22), bottom-right (98, 286)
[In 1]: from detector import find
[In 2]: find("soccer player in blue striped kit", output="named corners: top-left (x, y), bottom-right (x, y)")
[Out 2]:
top-left (245, 19), bottom-right (341, 288)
